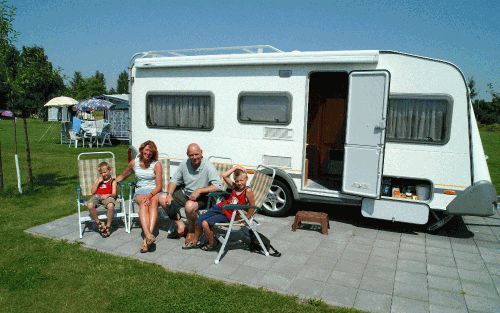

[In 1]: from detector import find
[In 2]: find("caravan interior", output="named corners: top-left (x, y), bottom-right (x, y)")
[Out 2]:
top-left (305, 72), bottom-right (348, 191)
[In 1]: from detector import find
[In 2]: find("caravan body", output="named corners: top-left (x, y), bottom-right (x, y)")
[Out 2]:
top-left (129, 46), bottom-right (497, 225)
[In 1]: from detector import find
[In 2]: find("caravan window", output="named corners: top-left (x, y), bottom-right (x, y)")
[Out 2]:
top-left (238, 93), bottom-right (291, 125)
top-left (386, 96), bottom-right (451, 144)
top-left (146, 94), bottom-right (213, 130)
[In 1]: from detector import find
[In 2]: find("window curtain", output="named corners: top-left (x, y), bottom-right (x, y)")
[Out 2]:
top-left (147, 95), bottom-right (212, 129)
top-left (386, 98), bottom-right (449, 143)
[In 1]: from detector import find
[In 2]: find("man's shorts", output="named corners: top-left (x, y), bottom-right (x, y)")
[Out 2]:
top-left (88, 195), bottom-right (116, 208)
top-left (165, 188), bottom-right (208, 220)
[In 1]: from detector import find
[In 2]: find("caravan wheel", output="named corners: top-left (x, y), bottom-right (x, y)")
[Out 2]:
top-left (262, 179), bottom-right (293, 217)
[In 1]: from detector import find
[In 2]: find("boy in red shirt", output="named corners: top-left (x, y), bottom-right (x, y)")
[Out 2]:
top-left (87, 161), bottom-right (117, 237)
top-left (189, 165), bottom-right (255, 251)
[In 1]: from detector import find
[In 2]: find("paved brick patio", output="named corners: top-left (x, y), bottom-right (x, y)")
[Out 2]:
top-left (26, 203), bottom-right (500, 313)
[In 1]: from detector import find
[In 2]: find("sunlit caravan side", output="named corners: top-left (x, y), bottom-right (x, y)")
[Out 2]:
top-left (128, 45), bottom-right (497, 229)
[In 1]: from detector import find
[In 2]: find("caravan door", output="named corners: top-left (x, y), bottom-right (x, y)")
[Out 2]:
top-left (342, 71), bottom-right (389, 198)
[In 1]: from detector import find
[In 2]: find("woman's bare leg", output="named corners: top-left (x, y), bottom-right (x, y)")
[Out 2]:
top-left (148, 195), bottom-right (159, 234)
top-left (136, 195), bottom-right (152, 238)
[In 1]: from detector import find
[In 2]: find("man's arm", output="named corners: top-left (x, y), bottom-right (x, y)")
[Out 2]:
top-left (116, 160), bottom-right (134, 183)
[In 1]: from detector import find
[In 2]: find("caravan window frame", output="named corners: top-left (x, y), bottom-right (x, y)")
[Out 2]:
top-left (386, 94), bottom-right (453, 145)
top-left (145, 92), bottom-right (215, 131)
top-left (237, 92), bottom-right (292, 125)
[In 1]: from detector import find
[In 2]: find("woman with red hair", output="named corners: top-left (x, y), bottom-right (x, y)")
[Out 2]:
top-left (117, 140), bottom-right (162, 252)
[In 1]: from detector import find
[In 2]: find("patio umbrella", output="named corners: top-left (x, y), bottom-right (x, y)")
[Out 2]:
top-left (75, 98), bottom-right (114, 112)
top-left (0, 110), bottom-right (14, 118)
top-left (44, 96), bottom-right (78, 107)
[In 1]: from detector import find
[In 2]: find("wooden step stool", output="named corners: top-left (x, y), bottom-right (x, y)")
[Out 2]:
top-left (292, 211), bottom-right (330, 235)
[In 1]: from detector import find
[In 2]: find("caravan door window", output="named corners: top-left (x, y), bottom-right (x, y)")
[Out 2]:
top-left (386, 97), bottom-right (451, 144)
top-left (238, 93), bottom-right (291, 125)
top-left (146, 94), bottom-right (213, 130)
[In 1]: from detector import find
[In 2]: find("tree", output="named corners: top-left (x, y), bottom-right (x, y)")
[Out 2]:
top-left (9, 45), bottom-right (65, 190)
top-left (467, 77), bottom-right (478, 101)
top-left (69, 71), bottom-right (86, 100)
top-left (116, 70), bottom-right (128, 94)
top-left (0, 0), bottom-right (18, 192)
top-left (84, 70), bottom-right (106, 98)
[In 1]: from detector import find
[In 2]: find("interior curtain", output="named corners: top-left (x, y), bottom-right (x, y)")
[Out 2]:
top-left (386, 98), bottom-right (448, 143)
top-left (147, 95), bottom-right (212, 129)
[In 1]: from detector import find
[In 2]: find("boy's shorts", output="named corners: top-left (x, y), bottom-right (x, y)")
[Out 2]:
top-left (88, 195), bottom-right (116, 208)
top-left (195, 206), bottom-right (230, 227)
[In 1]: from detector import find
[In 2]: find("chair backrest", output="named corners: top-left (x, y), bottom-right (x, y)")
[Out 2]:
top-left (212, 162), bottom-right (233, 190)
top-left (250, 166), bottom-right (275, 208)
top-left (72, 117), bottom-right (82, 133)
top-left (158, 157), bottom-right (170, 192)
top-left (208, 156), bottom-right (233, 191)
top-left (77, 152), bottom-right (116, 197)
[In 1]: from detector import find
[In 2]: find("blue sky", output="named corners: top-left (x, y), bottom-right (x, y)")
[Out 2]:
top-left (11, 0), bottom-right (499, 98)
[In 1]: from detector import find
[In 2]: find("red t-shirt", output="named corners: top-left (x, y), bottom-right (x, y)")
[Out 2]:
top-left (95, 178), bottom-right (114, 195)
top-left (218, 187), bottom-right (248, 219)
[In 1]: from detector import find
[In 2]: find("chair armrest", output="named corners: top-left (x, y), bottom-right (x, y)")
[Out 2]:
top-left (220, 204), bottom-right (253, 211)
top-left (208, 191), bottom-right (230, 199)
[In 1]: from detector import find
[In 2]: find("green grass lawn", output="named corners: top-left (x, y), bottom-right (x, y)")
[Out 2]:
top-left (480, 130), bottom-right (500, 192)
top-left (0, 119), bottom-right (362, 313)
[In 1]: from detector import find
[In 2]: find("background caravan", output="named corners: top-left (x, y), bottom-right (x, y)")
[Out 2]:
top-left (127, 46), bottom-right (497, 230)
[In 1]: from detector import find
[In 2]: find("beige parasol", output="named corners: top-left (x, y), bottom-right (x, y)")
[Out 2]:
top-left (44, 96), bottom-right (78, 107)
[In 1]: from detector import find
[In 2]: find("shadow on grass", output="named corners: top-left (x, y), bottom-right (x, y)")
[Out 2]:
top-left (33, 173), bottom-right (78, 188)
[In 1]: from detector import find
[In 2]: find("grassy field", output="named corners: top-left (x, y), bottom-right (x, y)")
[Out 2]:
top-left (480, 129), bottom-right (500, 192)
top-left (0, 119), bottom-right (361, 313)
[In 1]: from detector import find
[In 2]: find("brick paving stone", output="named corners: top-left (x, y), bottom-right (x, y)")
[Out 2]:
top-left (259, 270), bottom-right (294, 292)
top-left (327, 270), bottom-right (362, 288)
top-left (287, 277), bottom-right (325, 299)
top-left (428, 289), bottom-right (467, 310)
top-left (427, 275), bottom-right (462, 292)
top-left (458, 268), bottom-right (494, 283)
top-left (157, 252), bottom-right (188, 270)
top-left (228, 265), bottom-right (266, 287)
top-left (400, 242), bottom-right (425, 253)
top-left (368, 255), bottom-right (398, 270)
top-left (460, 280), bottom-right (500, 299)
top-left (371, 247), bottom-right (399, 260)
top-left (428, 303), bottom-right (467, 313)
top-left (374, 239), bottom-right (400, 249)
top-left (363, 263), bottom-right (396, 280)
top-left (334, 259), bottom-right (366, 275)
top-left (395, 270), bottom-right (427, 286)
top-left (359, 274), bottom-right (394, 295)
top-left (391, 296), bottom-right (429, 313)
top-left (393, 280), bottom-right (428, 301)
top-left (426, 246), bottom-right (454, 258)
top-left (464, 294), bottom-right (500, 313)
top-left (321, 282), bottom-right (358, 307)
top-left (397, 259), bottom-right (427, 274)
top-left (354, 290), bottom-right (392, 313)
top-left (426, 254), bottom-right (456, 267)
top-left (398, 250), bottom-right (426, 262)
top-left (427, 263), bottom-right (459, 279)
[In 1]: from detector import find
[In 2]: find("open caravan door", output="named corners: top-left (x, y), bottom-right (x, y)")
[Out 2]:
top-left (342, 71), bottom-right (389, 198)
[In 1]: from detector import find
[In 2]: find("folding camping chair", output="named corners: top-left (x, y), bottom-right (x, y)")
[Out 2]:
top-left (204, 156), bottom-right (233, 211)
top-left (212, 165), bottom-right (275, 264)
top-left (127, 156), bottom-right (170, 233)
top-left (76, 152), bottom-right (128, 238)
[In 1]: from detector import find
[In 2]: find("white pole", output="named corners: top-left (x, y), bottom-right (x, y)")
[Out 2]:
top-left (15, 154), bottom-right (22, 194)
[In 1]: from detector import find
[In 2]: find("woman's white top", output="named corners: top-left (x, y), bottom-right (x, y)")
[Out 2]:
top-left (134, 156), bottom-right (158, 192)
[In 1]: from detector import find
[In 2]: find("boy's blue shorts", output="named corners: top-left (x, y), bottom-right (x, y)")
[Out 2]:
top-left (196, 205), bottom-right (230, 226)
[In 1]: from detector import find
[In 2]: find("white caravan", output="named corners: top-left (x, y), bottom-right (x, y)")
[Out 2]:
top-left (128, 45), bottom-right (497, 229)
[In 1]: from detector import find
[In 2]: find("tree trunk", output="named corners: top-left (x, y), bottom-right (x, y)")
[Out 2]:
top-left (0, 137), bottom-right (3, 192)
top-left (22, 118), bottom-right (34, 190)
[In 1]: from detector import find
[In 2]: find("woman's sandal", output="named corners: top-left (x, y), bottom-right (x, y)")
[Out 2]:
top-left (140, 240), bottom-right (148, 253)
top-left (146, 234), bottom-right (156, 245)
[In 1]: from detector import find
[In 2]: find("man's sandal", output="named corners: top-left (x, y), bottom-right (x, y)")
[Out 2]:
top-left (97, 222), bottom-right (110, 238)
top-left (201, 244), bottom-right (218, 251)
top-left (181, 241), bottom-right (199, 250)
